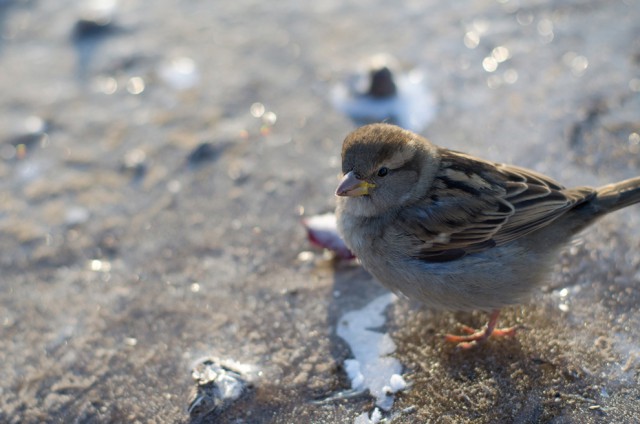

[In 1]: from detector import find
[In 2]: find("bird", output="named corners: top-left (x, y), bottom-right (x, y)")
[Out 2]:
top-left (335, 123), bottom-right (640, 349)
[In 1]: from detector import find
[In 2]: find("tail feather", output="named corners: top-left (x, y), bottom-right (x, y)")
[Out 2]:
top-left (593, 176), bottom-right (640, 214)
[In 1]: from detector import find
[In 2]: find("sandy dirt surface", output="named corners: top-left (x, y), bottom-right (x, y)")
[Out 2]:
top-left (1, 0), bottom-right (639, 422)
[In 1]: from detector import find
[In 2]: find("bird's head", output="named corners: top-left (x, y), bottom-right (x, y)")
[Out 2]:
top-left (336, 123), bottom-right (439, 216)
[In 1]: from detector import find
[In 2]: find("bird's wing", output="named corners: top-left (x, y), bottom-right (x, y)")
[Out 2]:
top-left (398, 150), bottom-right (594, 262)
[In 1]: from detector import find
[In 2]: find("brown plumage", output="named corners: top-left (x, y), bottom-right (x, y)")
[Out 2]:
top-left (335, 123), bottom-right (640, 348)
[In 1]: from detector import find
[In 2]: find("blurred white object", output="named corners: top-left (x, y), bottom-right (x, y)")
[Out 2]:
top-left (331, 54), bottom-right (437, 132)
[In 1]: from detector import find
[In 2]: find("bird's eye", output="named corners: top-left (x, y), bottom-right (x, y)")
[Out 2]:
top-left (377, 167), bottom-right (389, 177)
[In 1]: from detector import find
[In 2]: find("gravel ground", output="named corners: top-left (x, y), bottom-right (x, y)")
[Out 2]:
top-left (1, 0), bottom-right (639, 422)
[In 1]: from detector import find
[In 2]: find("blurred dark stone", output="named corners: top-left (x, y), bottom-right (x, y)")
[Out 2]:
top-left (187, 142), bottom-right (226, 166)
top-left (72, 16), bottom-right (116, 42)
top-left (367, 66), bottom-right (397, 98)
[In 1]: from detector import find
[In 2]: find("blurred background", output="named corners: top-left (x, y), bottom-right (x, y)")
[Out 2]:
top-left (1, 0), bottom-right (639, 422)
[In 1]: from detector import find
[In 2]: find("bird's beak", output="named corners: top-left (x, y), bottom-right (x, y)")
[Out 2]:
top-left (335, 171), bottom-right (376, 197)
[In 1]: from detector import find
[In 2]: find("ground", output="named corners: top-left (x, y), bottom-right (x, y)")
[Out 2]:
top-left (0, 0), bottom-right (639, 422)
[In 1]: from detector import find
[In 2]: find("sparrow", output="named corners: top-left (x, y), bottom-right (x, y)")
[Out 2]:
top-left (335, 123), bottom-right (640, 348)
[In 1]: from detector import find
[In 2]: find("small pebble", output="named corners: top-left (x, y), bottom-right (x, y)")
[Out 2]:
top-left (368, 66), bottom-right (397, 98)
top-left (65, 206), bottom-right (91, 226)
top-left (120, 149), bottom-right (147, 180)
top-left (158, 57), bottom-right (200, 90)
top-left (187, 142), bottom-right (225, 166)
top-left (188, 357), bottom-right (256, 419)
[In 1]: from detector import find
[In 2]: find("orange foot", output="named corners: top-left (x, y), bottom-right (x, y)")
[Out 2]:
top-left (444, 309), bottom-right (517, 349)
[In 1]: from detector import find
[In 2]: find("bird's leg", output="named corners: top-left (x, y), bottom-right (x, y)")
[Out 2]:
top-left (444, 309), bottom-right (517, 349)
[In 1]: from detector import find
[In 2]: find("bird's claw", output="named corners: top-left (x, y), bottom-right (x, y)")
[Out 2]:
top-left (444, 325), bottom-right (518, 349)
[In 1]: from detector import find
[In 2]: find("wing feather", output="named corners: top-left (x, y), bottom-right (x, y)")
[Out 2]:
top-left (398, 150), bottom-right (595, 262)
